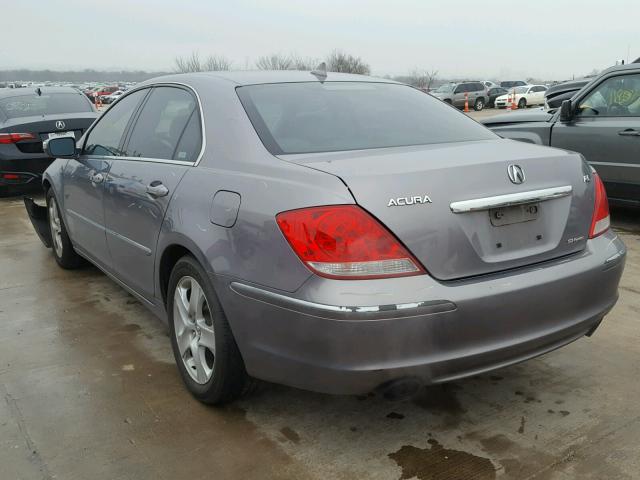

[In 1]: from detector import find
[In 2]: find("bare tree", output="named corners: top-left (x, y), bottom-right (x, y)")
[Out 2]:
top-left (175, 52), bottom-right (232, 72)
top-left (325, 50), bottom-right (370, 75)
top-left (409, 69), bottom-right (429, 90)
top-left (290, 54), bottom-right (319, 71)
top-left (255, 54), bottom-right (293, 70)
top-left (425, 69), bottom-right (438, 90)
top-left (203, 55), bottom-right (232, 71)
top-left (174, 52), bottom-right (203, 73)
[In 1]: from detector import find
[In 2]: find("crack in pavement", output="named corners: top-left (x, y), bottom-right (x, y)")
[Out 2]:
top-left (2, 384), bottom-right (54, 480)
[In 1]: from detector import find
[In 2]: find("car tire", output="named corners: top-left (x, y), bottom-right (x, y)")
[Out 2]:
top-left (474, 98), bottom-right (485, 111)
top-left (46, 188), bottom-right (84, 269)
top-left (444, 99), bottom-right (452, 105)
top-left (167, 255), bottom-right (250, 405)
top-left (518, 98), bottom-right (527, 109)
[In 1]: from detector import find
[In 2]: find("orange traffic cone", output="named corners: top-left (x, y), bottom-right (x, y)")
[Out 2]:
top-left (506, 95), bottom-right (512, 112)
top-left (464, 92), bottom-right (469, 113)
top-left (511, 89), bottom-right (518, 110)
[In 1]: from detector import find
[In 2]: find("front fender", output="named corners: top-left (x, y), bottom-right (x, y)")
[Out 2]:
top-left (23, 197), bottom-right (52, 248)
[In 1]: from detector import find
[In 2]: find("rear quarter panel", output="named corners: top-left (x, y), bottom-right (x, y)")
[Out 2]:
top-left (156, 77), bottom-right (354, 295)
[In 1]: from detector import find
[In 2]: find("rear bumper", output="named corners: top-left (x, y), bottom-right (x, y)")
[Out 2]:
top-left (0, 157), bottom-right (53, 189)
top-left (216, 230), bottom-right (626, 395)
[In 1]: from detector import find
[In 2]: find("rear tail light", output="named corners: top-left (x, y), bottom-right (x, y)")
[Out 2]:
top-left (1, 173), bottom-right (20, 180)
top-left (276, 205), bottom-right (425, 279)
top-left (0, 133), bottom-right (36, 144)
top-left (589, 173), bottom-right (610, 238)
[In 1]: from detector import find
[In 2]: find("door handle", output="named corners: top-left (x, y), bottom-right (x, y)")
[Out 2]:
top-left (618, 129), bottom-right (640, 136)
top-left (146, 181), bottom-right (169, 198)
top-left (89, 172), bottom-right (105, 184)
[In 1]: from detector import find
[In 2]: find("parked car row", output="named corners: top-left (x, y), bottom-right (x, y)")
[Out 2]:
top-left (431, 80), bottom-right (544, 110)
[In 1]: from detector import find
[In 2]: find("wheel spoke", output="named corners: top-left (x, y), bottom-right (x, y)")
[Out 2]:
top-left (176, 324), bottom-right (192, 356)
top-left (191, 340), bottom-right (206, 383)
top-left (198, 323), bottom-right (216, 352)
top-left (174, 286), bottom-right (191, 326)
top-left (189, 282), bottom-right (203, 318)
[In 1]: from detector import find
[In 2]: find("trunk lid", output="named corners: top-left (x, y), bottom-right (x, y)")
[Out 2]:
top-left (281, 139), bottom-right (594, 281)
top-left (0, 113), bottom-right (98, 156)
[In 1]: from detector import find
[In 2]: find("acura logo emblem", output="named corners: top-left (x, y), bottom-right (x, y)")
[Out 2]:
top-left (55, 120), bottom-right (66, 130)
top-left (507, 164), bottom-right (525, 184)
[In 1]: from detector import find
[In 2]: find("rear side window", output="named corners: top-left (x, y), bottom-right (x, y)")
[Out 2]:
top-left (83, 89), bottom-right (147, 156)
top-left (173, 111), bottom-right (202, 162)
top-left (238, 82), bottom-right (496, 155)
top-left (0, 93), bottom-right (92, 119)
top-left (124, 86), bottom-right (199, 161)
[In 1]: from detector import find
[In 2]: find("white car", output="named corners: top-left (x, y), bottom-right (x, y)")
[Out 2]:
top-left (494, 85), bottom-right (548, 109)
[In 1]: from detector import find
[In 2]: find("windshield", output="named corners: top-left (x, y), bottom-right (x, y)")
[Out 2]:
top-left (0, 93), bottom-right (92, 119)
top-left (237, 82), bottom-right (496, 155)
top-left (513, 86), bottom-right (529, 94)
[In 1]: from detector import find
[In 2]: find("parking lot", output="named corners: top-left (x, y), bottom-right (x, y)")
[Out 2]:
top-left (0, 185), bottom-right (638, 480)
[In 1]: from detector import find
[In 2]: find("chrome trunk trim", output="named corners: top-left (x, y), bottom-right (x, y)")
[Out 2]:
top-left (450, 185), bottom-right (573, 213)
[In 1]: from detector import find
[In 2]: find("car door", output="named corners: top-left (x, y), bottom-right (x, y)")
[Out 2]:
top-left (530, 86), bottom-right (546, 105)
top-left (62, 88), bottom-right (148, 268)
top-left (471, 83), bottom-right (483, 103)
top-left (103, 85), bottom-right (202, 300)
top-left (450, 85), bottom-right (461, 107)
top-left (552, 72), bottom-right (640, 202)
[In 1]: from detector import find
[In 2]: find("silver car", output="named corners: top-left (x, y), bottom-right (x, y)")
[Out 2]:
top-left (25, 71), bottom-right (626, 404)
top-left (431, 81), bottom-right (489, 110)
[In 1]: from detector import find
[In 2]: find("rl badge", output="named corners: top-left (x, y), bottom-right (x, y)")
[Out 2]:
top-left (387, 195), bottom-right (433, 207)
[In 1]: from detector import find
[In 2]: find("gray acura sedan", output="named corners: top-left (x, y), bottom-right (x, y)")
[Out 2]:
top-left (25, 71), bottom-right (626, 404)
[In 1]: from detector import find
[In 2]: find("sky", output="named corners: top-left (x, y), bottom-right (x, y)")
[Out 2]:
top-left (1, 0), bottom-right (638, 80)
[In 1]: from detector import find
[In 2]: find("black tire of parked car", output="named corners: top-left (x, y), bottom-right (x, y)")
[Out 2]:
top-left (46, 188), bottom-right (84, 269)
top-left (167, 255), bottom-right (251, 405)
top-left (518, 98), bottom-right (527, 109)
top-left (474, 98), bottom-right (485, 111)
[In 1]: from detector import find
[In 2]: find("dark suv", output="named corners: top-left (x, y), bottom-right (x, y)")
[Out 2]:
top-left (482, 62), bottom-right (640, 205)
top-left (431, 81), bottom-right (489, 110)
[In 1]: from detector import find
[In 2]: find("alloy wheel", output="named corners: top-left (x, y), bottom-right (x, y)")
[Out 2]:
top-left (173, 276), bottom-right (216, 384)
top-left (48, 198), bottom-right (63, 257)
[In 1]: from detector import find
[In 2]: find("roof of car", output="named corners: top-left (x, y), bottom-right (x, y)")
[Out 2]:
top-left (601, 62), bottom-right (640, 75)
top-left (0, 86), bottom-right (83, 98)
top-left (139, 70), bottom-right (400, 87)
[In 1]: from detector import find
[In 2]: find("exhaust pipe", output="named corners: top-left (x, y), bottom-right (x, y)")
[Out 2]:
top-left (378, 377), bottom-right (424, 401)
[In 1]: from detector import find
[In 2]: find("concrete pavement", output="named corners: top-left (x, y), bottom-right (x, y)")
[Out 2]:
top-left (1, 196), bottom-right (639, 480)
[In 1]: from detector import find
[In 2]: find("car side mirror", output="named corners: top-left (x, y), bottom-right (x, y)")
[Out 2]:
top-left (45, 136), bottom-right (77, 158)
top-left (559, 99), bottom-right (573, 122)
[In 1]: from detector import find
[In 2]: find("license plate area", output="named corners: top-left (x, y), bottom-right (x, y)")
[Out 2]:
top-left (490, 203), bottom-right (539, 227)
top-left (47, 131), bottom-right (76, 140)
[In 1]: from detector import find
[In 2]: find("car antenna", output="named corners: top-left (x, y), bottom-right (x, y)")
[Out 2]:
top-left (36, 87), bottom-right (42, 96)
top-left (310, 62), bottom-right (327, 82)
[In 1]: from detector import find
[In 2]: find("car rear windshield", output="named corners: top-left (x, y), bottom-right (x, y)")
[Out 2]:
top-left (0, 93), bottom-right (92, 119)
top-left (237, 82), bottom-right (496, 155)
